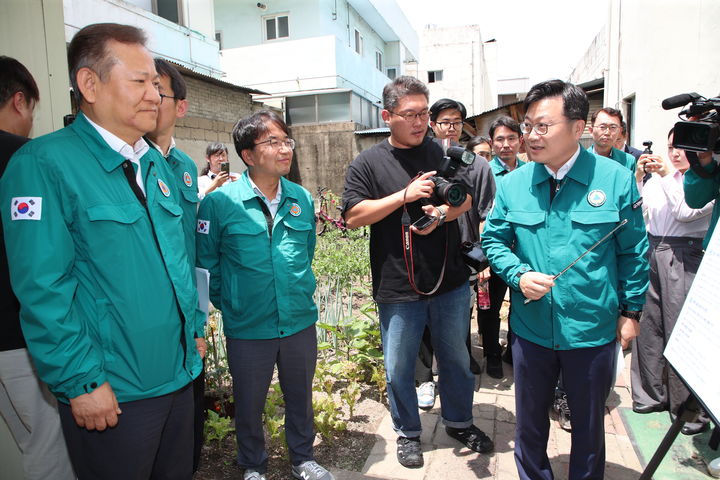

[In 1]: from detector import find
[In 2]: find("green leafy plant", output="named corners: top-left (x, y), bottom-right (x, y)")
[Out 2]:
top-left (204, 409), bottom-right (235, 447)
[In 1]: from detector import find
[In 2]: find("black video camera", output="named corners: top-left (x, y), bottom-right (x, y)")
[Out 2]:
top-left (426, 145), bottom-right (476, 207)
top-left (662, 92), bottom-right (720, 153)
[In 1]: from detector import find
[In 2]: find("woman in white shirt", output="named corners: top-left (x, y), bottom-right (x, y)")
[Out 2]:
top-left (197, 142), bottom-right (239, 200)
top-left (630, 128), bottom-right (713, 434)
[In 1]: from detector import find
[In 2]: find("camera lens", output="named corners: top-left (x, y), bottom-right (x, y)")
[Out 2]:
top-left (438, 182), bottom-right (466, 206)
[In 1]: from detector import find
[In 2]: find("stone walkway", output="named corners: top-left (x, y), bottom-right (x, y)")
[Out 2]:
top-left (332, 344), bottom-right (645, 480)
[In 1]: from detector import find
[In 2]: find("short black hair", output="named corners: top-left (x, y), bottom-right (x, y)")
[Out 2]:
top-left (429, 98), bottom-right (467, 121)
top-left (205, 141), bottom-right (228, 158)
top-left (232, 110), bottom-right (289, 166)
top-left (466, 135), bottom-right (491, 152)
top-left (619, 120), bottom-right (628, 136)
top-left (488, 116), bottom-right (521, 140)
top-left (524, 79), bottom-right (589, 122)
top-left (154, 58), bottom-right (187, 100)
top-left (68, 23), bottom-right (147, 104)
top-left (590, 107), bottom-right (623, 125)
top-left (382, 76), bottom-right (429, 111)
top-left (0, 56), bottom-right (39, 107)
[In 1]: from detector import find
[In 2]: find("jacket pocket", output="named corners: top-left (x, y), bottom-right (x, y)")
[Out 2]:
top-left (280, 217), bottom-right (313, 267)
top-left (181, 188), bottom-right (199, 205)
top-left (506, 211), bottom-right (545, 227)
top-left (87, 203), bottom-right (144, 223)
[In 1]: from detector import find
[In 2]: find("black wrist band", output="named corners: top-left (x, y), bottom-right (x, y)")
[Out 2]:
top-left (621, 310), bottom-right (642, 321)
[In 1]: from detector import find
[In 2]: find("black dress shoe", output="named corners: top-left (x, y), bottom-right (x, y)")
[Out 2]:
top-left (632, 402), bottom-right (664, 414)
top-left (682, 421), bottom-right (709, 436)
top-left (486, 355), bottom-right (504, 379)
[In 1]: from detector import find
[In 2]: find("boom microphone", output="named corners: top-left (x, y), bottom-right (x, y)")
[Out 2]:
top-left (662, 93), bottom-right (700, 110)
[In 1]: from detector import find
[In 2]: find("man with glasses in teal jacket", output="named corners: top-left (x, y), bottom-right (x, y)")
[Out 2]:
top-left (0, 24), bottom-right (204, 479)
top-left (196, 111), bottom-right (333, 480)
top-left (483, 80), bottom-right (648, 480)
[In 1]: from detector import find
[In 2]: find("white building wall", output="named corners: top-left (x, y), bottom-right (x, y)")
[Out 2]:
top-left (63, 0), bottom-right (221, 77)
top-left (408, 25), bottom-right (495, 116)
top-left (569, 25), bottom-right (607, 85)
top-left (602, 0), bottom-right (720, 147)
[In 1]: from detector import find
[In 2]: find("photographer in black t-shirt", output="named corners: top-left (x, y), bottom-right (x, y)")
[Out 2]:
top-left (342, 76), bottom-right (494, 469)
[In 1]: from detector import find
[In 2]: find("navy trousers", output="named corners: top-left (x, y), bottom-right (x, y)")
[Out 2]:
top-left (58, 383), bottom-right (194, 480)
top-left (512, 334), bottom-right (616, 480)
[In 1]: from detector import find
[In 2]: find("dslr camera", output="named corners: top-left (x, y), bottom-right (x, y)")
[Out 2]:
top-left (426, 145), bottom-right (476, 207)
top-left (662, 92), bottom-right (720, 153)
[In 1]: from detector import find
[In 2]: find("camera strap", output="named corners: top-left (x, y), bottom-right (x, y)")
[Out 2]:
top-left (400, 173), bottom-right (448, 296)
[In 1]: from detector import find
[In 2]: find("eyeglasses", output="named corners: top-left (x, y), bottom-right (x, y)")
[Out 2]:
top-left (592, 124), bottom-right (620, 133)
top-left (388, 110), bottom-right (431, 122)
top-left (159, 93), bottom-right (177, 104)
top-left (436, 121), bottom-right (463, 130)
top-left (475, 151), bottom-right (492, 159)
top-left (255, 137), bottom-right (296, 150)
top-left (519, 120), bottom-right (568, 136)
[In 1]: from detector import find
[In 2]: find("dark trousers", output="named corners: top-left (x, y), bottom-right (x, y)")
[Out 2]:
top-left (192, 365), bottom-right (205, 472)
top-left (226, 325), bottom-right (317, 473)
top-left (477, 269), bottom-right (508, 357)
top-left (630, 235), bottom-right (705, 417)
top-left (58, 383), bottom-right (194, 480)
top-left (513, 335), bottom-right (615, 480)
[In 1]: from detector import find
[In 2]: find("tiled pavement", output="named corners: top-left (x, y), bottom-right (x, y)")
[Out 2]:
top-left (333, 343), bottom-right (645, 480)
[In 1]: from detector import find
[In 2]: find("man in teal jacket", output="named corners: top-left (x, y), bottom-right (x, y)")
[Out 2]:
top-left (588, 107), bottom-right (637, 172)
top-left (196, 111), bottom-right (333, 480)
top-left (482, 80), bottom-right (648, 480)
top-left (0, 24), bottom-right (203, 479)
top-left (145, 57), bottom-right (208, 474)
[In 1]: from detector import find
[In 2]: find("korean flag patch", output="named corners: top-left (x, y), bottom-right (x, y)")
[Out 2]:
top-left (11, 197), bottom-right (42, 221)
top-left (197, 219), bottom-right (210, 234)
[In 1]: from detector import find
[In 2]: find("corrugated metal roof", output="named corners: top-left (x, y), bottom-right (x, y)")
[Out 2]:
top-left (354, 127), bottom-right (390, 136)
top-left (165, 59), bottom-right (268, 95)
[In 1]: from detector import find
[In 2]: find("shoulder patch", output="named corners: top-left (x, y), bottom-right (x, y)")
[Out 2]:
top-left (632, 198), bottom-right (643, 210)
top-left (183, 171), bottom-right (193, 187)
top-left (11, 197), bottom-right (42, 220)
top-left (197, 219), bottom-right (210, 234)
top-left (158, 179), bottom-right (171, 197)
top-left (289, 203), bottom-right (302, 216)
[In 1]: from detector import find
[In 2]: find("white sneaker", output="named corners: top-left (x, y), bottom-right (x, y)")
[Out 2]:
top-left (244, 469), bottom-right (266, 480)
top-left (417, 381), bottom-right (435, 410)
top-left (292, 460), bottom-right (335, 480)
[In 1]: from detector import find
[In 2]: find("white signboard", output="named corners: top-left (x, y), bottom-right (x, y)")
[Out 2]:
top-left (665, 224), bottom-right (720, 423)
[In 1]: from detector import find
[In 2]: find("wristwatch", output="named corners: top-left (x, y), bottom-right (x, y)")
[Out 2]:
top-left (620, 310), bottom-right (642, 321)
top-left (436, 206), bottom-right (448, 226)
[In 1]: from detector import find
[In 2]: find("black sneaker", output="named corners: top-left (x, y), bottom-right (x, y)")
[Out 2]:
top-left (446, 425), bottom-right (494, 453)
top-left (396, 436), bottom-right (423, 468)
top-left (553, 393), bottom-right (572, 431)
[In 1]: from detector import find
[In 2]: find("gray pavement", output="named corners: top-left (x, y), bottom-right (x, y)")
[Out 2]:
top-left (334, 342), bottom-right (644, 480)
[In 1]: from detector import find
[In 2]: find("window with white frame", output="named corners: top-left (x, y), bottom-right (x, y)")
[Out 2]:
top-left (264, 14), bottom-right (289, 41)
top-left (428, 70), bottom-right (443, 83)
top-left (386, 67), bottom-right (397, 80)
top-left (354, 29), bottom-right (363, 55)
top-left (375, 51), bottom-right (383, 71)
top-left (153, 0), bottom-right (183, 25)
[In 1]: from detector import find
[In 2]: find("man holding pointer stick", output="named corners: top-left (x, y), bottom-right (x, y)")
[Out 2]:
top-left (482, 80), bottom-right (649, 480)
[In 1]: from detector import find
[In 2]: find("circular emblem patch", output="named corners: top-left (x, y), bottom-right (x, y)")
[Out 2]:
top-left (289, 203), bottom-right (302, 216)
top-left (183, 171), bottom-right (193, 187)
top-left (587, 189), bottom-right (606, 207)
top-left (158, 179), bottom-right (171, 197)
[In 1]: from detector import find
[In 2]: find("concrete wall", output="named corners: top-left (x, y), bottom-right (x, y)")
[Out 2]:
top-left (569, 25), bottom-right (608, 86)
top-left (64, 0), bottom-right (222, 77)
top-left (289, 121), bottom-right (360, 196)
top-left (405, 25), bottom-right (495, 117)
top-left (579, 0), bottom-right (720, 149)
top-left (0, 0), bottom-right (71, 137)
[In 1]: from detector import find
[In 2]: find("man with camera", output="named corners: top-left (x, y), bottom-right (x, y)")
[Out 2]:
top-left (482, 80), bottom-right (648, 480)
top-left (684, 149), bottom-right (720, 249)
top-left (588, 107), bottom-right (637, 172)
top-left (342, 76), bottom-right (494, 469)
top-left (414, 98), bottom-right (495, 409)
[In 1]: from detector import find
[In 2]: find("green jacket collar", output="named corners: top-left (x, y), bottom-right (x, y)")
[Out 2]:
top-left (70, 112), bottom-right (156, 173)
top-left (530, 145), bottom-right (594, 186)
top-left (237, 171), bottom-right (298, 203)
top-left (490, 155), bottom-right (525, 176)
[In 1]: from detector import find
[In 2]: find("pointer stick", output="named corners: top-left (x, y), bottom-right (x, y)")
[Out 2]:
top-left (523, 219), bottom-right (628, 305)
